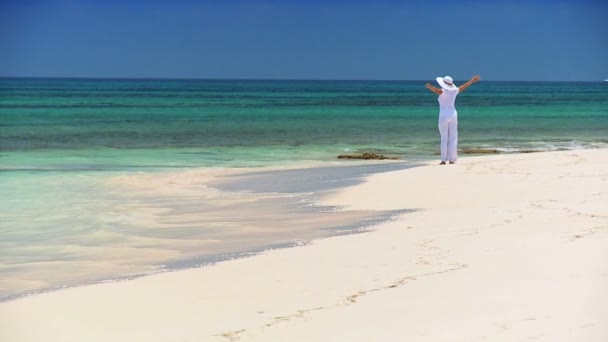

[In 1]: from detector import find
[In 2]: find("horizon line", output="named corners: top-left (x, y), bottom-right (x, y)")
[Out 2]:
top-left (0, 76), bottom-right (605, 83)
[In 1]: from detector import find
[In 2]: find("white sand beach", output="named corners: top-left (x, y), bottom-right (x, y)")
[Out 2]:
top-left (1, 149), bottom-right (607, 341)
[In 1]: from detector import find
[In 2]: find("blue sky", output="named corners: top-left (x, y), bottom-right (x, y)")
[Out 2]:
top-left (1, 0), bottom-right (606, 81)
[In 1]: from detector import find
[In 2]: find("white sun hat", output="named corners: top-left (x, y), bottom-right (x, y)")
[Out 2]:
top-left (436, 76), bottom-right (457, 90)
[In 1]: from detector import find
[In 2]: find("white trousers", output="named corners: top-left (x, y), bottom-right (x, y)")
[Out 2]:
top-left (438, 115), bottom-right (458, 162)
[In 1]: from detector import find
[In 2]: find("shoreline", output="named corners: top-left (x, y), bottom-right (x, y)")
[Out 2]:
top-left (1, 149), bottom-right (607, 341)
top-left (0, 159), bottom-right (412, 302)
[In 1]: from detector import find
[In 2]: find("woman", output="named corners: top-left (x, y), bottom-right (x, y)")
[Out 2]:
top-left (425, 75), bottom-right (480, 164)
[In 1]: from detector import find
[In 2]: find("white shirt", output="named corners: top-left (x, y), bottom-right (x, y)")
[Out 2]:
top-left (437, 88), bottom-right (459, 117)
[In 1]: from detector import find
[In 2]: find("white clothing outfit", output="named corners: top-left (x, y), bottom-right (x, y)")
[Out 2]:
top-left (437, 88), bottom-right (459, 162)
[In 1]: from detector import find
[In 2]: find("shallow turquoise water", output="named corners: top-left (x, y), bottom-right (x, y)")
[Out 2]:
top-left (2, 78), bottom-right (607, 169)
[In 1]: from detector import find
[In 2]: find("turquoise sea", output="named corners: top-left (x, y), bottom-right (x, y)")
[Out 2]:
top-left (1, 78), bottom-right (607, 300)
top-left (3, 78), bottom-right (608, 167)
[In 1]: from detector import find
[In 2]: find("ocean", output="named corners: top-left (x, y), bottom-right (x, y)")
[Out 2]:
top-left (1, 78), bottom-right (607, 300)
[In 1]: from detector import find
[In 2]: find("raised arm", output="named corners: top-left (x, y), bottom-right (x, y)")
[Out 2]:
top-left (459, 75), bottom-right (480, 92)
top-left (425, 82), bottom-right (443, 95)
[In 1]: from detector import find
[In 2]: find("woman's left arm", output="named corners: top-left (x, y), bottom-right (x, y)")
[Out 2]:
top-left (425, 83), bottom-right (443, 95)
top-left (459, 75), bottom-right (481, 92)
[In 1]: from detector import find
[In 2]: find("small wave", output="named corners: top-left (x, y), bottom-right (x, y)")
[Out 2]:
top-left (460, 142), bottom-right (607, 155)
top-left (460, 147), bottom-right (542, 154)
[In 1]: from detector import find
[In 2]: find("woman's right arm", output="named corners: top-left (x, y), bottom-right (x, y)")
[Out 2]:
top-left (458, 75), bottom-right (480, 92)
